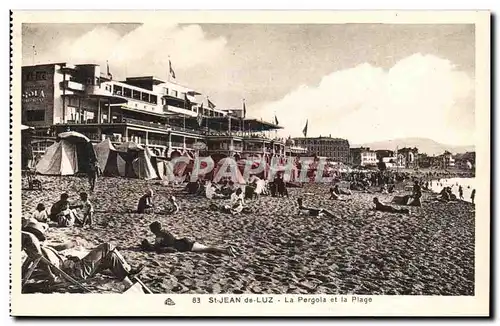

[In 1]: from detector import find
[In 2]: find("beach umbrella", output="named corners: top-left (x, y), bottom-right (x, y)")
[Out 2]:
top-left (57, 131), bottom-right (90, 143)
top-left (21, 124), bottom-right (34, 131)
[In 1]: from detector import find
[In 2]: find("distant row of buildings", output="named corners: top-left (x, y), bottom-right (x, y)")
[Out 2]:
top-left (290, 136), bottom-right (475, 170)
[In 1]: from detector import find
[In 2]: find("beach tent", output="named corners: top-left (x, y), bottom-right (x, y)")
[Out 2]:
top-left (132, 147), bottom-right (158, 180)
top-left (237, 158), bottom-right (269, 181)
top-left (36, 131), bottom-right (96, 175)
top-left (94, 139), bottom-right (130, 177)
top-left (213, 157), bottom-right (246, 184)
top-left (94, 140), bottom-right (157, 179)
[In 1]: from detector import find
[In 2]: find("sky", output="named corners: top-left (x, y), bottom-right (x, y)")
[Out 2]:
top-left (22, 23), bottom-right (475, 145)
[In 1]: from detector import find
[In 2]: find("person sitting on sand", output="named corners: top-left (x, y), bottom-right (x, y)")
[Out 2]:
top-left (137, 189), bottom-right (154, 214)
top-left (388, 184), bottom-right (396, 193)
top-left (31, 203), bottom-right (49, 224)
top-left (379, 184), bottom-right (388, 194)
top-left (22, 230), bottom-right (144, 289)
top-left (209, 188), bottom-right (247, 215)
top-left (205, 181), bottom-right (225, 200)
top-left (164, 195), bottom-right (180, 214)
top-left (330, 185), bottom-right (352, 201)
top-left (297, 198), bottom-right (335, 217)
top-left (141, 221), bottom-right (237, 256)
top-left (373, 197), bottom-right (410, 214)
top-left (49, 193), bottom-right (70, 222)
top-left (56, 202), bottom-right (78, 227)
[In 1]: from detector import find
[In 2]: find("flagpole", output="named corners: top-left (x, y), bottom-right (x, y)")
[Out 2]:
top-left (32, 43), bottom-right (36, 65)
top-left (167, 55), bottom-right (171, 83)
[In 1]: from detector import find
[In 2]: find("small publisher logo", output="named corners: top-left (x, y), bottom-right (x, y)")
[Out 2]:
top-left (164, 298), bottom-right (176, 306)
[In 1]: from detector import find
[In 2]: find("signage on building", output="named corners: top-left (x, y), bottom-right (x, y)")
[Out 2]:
top-left (193, 142), bottom-right (206, 150)
top-left (21, 65), bottom-right (55, 112)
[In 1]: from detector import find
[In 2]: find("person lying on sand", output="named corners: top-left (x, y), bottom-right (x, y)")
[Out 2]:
top-left (137, 189), bottom-right (154, 214)
top-left (333, 184), bottom-right (352, 196)
top-left (297, 198), bottom-right (335, 217)
top-left (373, 197), bottom-right (410, 214)
top-left (141, 221), bottom-right (237, 256)
top-left (22, 230), bottom-right (144, 290)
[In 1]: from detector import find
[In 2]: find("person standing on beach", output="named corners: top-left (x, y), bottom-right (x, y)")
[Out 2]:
top-left (87, 161), bottom-right (101, 192)
top-left (471, 189), bottom-right (476, 204)
top-left (141, 221), bottom-right (237, 256)
top-left (74, 192), bottom-right (94, 227)
top-left (458, 186), bottom-right (464, 200)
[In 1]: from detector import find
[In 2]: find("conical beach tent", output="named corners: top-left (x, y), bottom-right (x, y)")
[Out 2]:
top-left (213, 157), bottom-right (246, 184)
top-left (36, 131), bottom-right (96, 175)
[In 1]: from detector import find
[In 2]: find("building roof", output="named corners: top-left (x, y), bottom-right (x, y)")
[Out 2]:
top-left (167, 116), bottom-right (282, 132)
top-left (125, 76), bottom-right (167, 85)
top-left (292, 136), bottom-right (349, 142)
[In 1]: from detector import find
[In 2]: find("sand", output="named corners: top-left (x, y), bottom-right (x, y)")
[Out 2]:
top-left (21, 175), bottom-right (475, 295)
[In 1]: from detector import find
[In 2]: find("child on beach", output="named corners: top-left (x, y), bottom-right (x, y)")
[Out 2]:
top-left (137, 189), bottom-right (154, 214)
top-left (459, 186), bottom-right (464, 200)
top-left (141, 221), bottom-right (237, 256)
top-left (31, 203), bottom-right (49, 223)
top-left (471, 189), bottom-right (476, 204)
top-left (164, 195), bottom-right (180, 215)
top-left (75, 192), bottom-right (94, 227)
top-left (56, 202), bottom-right (77, 227)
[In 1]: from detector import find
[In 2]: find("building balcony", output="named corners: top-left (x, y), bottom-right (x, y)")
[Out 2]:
top-left (163, 104), bottom-right (198, 117)
top-left (85, 85), bottom-right (113, 97)
top-left (60, 80), bottom-right (85, 92)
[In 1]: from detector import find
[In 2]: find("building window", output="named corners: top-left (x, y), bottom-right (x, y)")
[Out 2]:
top-left (26, 110), bottom-right (45, 122)
top-left (123, 88), bottom-right (132, 97)
top-left (142, 93), bottom-right (150, 102)
top-left (150, 95), bottom-right (157, 105)
top-left (132, 90), bottom-right (141, 100)
top-left (113, 85), bottom-right (123, 95)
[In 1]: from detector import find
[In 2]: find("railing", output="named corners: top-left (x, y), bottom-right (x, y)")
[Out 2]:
top-left (147, 139), bottom-right (169, 147)
top-left (170, 141), bottom-right (184, 148)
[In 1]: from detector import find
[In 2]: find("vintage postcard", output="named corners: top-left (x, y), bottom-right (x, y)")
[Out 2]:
top-left (10, 10), bottom-right (490, 317)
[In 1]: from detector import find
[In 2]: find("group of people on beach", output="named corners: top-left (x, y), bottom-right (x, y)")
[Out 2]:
top-left (21, 158), bottom-right (477, 294)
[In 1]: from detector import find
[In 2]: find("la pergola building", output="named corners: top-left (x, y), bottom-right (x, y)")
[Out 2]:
top-left (21, 62), bottom-right (298, 160)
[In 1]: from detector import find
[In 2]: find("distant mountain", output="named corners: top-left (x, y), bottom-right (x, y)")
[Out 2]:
top-left (353, 138), bottom-right (475, 156)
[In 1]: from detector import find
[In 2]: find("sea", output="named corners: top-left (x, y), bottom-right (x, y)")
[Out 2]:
top-left (429, 177), bottom-right (476, 203)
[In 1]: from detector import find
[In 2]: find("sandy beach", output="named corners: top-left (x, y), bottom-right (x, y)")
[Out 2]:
top-left (21, 175), bottom-right (475, 295)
